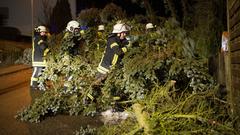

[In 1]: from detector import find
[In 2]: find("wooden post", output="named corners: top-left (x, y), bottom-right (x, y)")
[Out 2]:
top-left (226, 0), bottom-right (233, 115)
top-left (227, 0), bottom-right (240, 130)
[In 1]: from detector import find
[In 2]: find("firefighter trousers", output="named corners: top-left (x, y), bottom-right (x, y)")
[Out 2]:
top-left (30, 66), bottom-right (44, 87)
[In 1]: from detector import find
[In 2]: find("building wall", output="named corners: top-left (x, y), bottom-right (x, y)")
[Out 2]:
top-left (0, 0), bottom-right (76, 36)
top-left (228, 0), bottom-right (240, 129)
top-left (0, 0), bottom-right (31, 36)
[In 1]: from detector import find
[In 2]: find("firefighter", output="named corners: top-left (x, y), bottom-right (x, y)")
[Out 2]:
top-left (62, 20), bottom-right (85, 90)
top-left (93, 22), bottom-right (131, 85)
top-left (145, 23), bottom-right (156, 33)
top-left (30, 25), bottom-right (49, 90)
top-left (98, 25), bottom-right (105, 32)
top-left (96, 25), bottom-right (107, 50)
top-left (145, 23), bottom-right (164, 46)
top-left (63, 20), bottom-right (83, 56)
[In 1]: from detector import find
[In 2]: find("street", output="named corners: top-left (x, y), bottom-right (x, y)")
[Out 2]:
top-left (0, 65), bottom-right (102, 135)
top-left (0, 82), bottom-right (31, 135)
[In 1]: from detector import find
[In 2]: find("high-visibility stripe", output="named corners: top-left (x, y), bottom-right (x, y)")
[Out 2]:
top-left (32, 59), bottom-right (47, 66)
top-left (37, 40), bottom-right (44, 45)
top-left (87, 93), bottom-right (94, 100)
top-left (113, 96), bottom-right (121, 100)
top-left (98, 65), bottom-right (110, 72)
top-left (122, 47), bottom-right (127, 53)
top-left (44, 48), bottom-right (49, 56)
top-left (112, 54), bottom-right (118, 65)
top-left (110, 42), bottom-right (118, 48)
top-left (97, 65), bottom-right (109, 74)
top-left (32, 61), bottom-right (46, 67)
top-left (31, 67), bottom-right (37, 82)
top-left (80, 30), bottom-right (85, 35)
top-left (98, 53), bottom-right (105, 67)
top-left (97, 67), bottom-right (107, 74)
top-left (30, 75), bottom-right (38, 86)
top-left (31, 77), bottom-right (38, 81)
top-left (32, 62), bottom-right (46, 65)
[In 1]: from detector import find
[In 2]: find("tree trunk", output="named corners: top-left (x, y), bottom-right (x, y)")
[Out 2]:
top-left (181, 0), bottom-right (188, 28)
top-left (143, 0), bottom-right (156, 23)
top-left (165, 0), bottom-right (178, 20)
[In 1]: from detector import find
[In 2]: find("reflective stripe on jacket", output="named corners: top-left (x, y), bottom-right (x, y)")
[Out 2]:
top-left (97, 34), bottom-right (128, 74)
top-left (32, 35), bottom-right (48, 67)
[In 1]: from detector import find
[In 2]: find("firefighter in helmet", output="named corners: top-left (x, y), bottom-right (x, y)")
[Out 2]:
top-left (98, 25), bottom-right (105, 32)
top-left (145, 23), bottom-right (164, 46)
top-left (96, 24), bottom-right (107, 50)
top-left (62, 20), bottom-right (85, 56)
top-left (30, 25), bottom-right (49, 90)
top-left (145, 23), bottom-right (156, 33)
top-left (93, 22), bottom-right (131, 85)
top-left (62, 20), bottom-right (86, 90)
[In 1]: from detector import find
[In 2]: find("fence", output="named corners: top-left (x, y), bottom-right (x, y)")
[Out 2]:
top-left (228, 0), bottom-right (240, 129)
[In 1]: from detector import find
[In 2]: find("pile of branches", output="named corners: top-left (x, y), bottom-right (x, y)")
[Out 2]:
top-left (16, 18), bottom-right (235, 134)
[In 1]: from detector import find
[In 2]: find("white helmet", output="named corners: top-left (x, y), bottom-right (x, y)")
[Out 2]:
top-left (66, 20), bottom-right (80, 32)
top-left (146, 23), bottom-right (154, 30)
top-left (98, 25), bottom-right (105, 31)
top-left (112, 23), bottom-right (130, 33)
top-left (36, 26), bottom-right (47, 32)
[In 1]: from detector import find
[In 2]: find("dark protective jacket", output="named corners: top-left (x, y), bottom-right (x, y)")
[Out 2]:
top-left (32, 35), bottom-right (49, 67)
top-left (97, 34), bottom-right (128, 74)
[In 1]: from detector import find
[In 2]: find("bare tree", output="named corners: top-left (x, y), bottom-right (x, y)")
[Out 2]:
top-left (130, 0), bottom-right (156, 23)
top-left (165, 0), bottom-right (177, 20)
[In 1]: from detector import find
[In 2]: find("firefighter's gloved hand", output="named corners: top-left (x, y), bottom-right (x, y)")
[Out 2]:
top-left (127, 35), bottom-right (138, 42)
top-left (125, 37), bottom-right (132, 48)
top-left (131, 35), bottom-right (139, 43)
top-left (126, 35), bottom-right (139, 48)
top-left (126, 36), bottom-right (131, 41)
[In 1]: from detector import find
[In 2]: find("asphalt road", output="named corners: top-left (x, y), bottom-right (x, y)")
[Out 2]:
top-left (0, 66), bottom-right (102, 135)
top-left (0, 83), bottom-right (31, 135)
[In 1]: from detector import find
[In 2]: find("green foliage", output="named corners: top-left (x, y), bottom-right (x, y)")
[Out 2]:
top-left (101, 18), bottom-right (201, 102)
top-left (145, 84), bottom-right (234, 134)
top-left (15, 17), bottom-right (235, 134)
top-left (169, 58), bottom-right (215, 92)
top-left (60, 32), bottom-right (81, 54)
top-left (16, 90), bottom-right (65, 123)
top-left (98, 83), bottom-right (235, 135)
top-left (16, 53), bottom-right (98, 122)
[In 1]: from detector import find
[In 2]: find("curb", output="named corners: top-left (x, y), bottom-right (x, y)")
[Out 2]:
top-left (0, 64), bottom-right (31, 76)
top-left (0, 64), bottom-right (32, 93)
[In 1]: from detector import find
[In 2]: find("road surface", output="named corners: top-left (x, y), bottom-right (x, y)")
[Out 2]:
top-left (0, 65), bottom-right (102, 135)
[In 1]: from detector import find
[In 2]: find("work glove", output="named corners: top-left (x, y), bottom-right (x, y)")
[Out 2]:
top-left (126, 35), bottom-right (139, 47)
